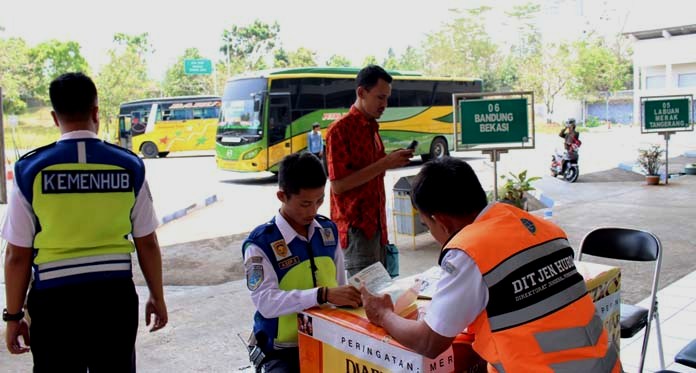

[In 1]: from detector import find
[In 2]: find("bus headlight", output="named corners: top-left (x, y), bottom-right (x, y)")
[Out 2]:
top-left (243, 147), bottom-right (262, 160)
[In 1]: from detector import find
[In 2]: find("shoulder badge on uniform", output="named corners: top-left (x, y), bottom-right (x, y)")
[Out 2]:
top-left (246, 264), bottom-right (264, 291)
top-left (521, 218), bottom-right (536, 234)
top-left (443, 260), bottom-right (457, 275)
top-left (319, 227), bottom-right (336, 246)
top-left (271, 239), bottom-right (291, 261)
top-left (17, 142), bottom-right (57, 162)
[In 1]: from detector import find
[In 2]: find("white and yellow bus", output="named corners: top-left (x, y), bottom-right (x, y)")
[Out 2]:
top-left (215, 67), bottom-right (482, 172)
top-left (118, 95), bottom-right (221, 158)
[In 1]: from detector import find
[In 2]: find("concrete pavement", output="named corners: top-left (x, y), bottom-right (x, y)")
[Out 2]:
top-left (2, 158), bottom-right (696, 372)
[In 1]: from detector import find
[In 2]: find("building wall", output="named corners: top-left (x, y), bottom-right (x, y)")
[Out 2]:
top-left (632, 33), bottom-right (696, 125)
top-left (587, 101), bottom-right (634, 124)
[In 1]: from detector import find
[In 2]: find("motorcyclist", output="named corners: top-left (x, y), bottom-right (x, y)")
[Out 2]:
top-left (559, 118), bottom-right (580, 161)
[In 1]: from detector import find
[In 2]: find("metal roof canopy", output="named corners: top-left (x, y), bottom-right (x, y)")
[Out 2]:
top-left (624, 24), bottom-right (696, 40)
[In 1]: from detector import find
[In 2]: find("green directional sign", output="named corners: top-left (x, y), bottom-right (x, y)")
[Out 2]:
top-left (459, 98), bottom-right (528, 145)
top-left (184, 59), bottom-right (212, 75)
top-left (643, 98), bottom-right (691, 131)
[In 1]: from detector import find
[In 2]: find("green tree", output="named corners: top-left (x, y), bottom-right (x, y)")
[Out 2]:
top-left (422, 7), bottom-right (498, 81)
top-left (220, 20), bottom-right (280, 74)
top-left (566, 36), bottom-right (631, 101)
top-left (273, 47), bottom-right (290, 68)
top-left (398, 46), bottom-right (424, 72)
top-left (383, 48), bottom-right (399, 70)
top-left (517, 43), bottom-right (572, 120)
top-left (325, 54), bottom-right (352, 67)
top-left (505, 3), bottom-right (542, 59)
top-left (362, 55), bottom-right (378, 66)
top-left (162, 48), bottom-right (214, 96)
top-left (96, 33), bottom-right (156, 140)
top-left (287, 47), bottom-right (317, 67)
top-left (28, 40), bottom-right (90, 103)
top-left (0, 37), bottom-right (34, 114)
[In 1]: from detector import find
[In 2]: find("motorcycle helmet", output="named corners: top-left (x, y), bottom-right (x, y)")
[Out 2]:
top-left (565, 118), bottom-right (576, 127)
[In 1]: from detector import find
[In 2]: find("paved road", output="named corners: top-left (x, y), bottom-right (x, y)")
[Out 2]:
top-left (148, 125), bottom-right (696, 246)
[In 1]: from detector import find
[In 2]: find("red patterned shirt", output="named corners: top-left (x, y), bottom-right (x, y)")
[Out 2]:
top-left (326, 106), bottom-right (388, 248)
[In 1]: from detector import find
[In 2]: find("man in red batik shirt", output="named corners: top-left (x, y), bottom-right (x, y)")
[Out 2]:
top-left (326, 65), bottom-right (413, 276)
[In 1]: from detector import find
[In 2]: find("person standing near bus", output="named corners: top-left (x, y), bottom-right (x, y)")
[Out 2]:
top-left (326, 65), bottom-right (413, 276)
top-left (3, 72), bottom-right (167, 372)
top-left (307, 122), bottom-right (323, 159)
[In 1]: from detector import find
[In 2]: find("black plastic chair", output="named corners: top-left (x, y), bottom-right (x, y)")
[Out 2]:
top-left (654, 338), bottom-right (696, 372)
top-left (579, 227), bottom-right (664, 373)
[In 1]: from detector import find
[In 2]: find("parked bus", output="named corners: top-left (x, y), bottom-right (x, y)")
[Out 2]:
top-left (215, 67), bottom-right (482, 172)
top-left (119, 95), bottom-right (221, 158)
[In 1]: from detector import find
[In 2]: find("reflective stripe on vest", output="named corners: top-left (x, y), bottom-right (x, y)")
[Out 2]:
top-left (36, 253), bottom-right (132, 281)
top-left (549, 343), bottom-right (619, 373)
top-left (483, 238), bottom-right (570, 287)
top-left (534, 314), bottom-right (604, 353)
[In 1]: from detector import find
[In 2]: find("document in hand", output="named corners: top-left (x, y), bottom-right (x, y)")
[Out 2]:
top-left (349, 262), bottom-right (420, 315)
top-left (396, 265), bottom-right (443, 300)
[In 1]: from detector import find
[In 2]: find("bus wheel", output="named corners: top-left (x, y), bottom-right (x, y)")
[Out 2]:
top-left (423, 137), bottom-right (448, 162)
top-left (141, 142), bottom-right (159, 158)
top-left (158, 152), bottom-right (169, 158)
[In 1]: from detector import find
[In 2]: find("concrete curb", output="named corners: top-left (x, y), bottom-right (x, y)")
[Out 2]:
top-left (160, 194), bottom-right (219, 225)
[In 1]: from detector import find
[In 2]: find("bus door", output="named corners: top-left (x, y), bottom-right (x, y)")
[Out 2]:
top-left (267, 93), bottom-right (292, 168)
top-left (118, 115), bottom-right (133, 150)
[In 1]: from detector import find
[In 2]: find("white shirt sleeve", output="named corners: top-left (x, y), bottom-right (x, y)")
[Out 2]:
top-left (334, 242), bottom-right (347, 286)
top-left (424, 250), bottom-right (489, 338)
top-left (244, 243), bottom-right (320, 319)
top-left (0, 180), bottom-right (37, 247)
top-left (131, 180), bottom-right (159, 238)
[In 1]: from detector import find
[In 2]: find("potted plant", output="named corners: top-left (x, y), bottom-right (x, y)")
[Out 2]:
top-left (637, 145), bottom-right (664, 185)
top-left (499, 170), bottom-right (541, 210)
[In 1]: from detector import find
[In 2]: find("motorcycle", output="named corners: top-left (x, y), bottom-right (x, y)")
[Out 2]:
top-left (550, 147), bottom-right (579, 183)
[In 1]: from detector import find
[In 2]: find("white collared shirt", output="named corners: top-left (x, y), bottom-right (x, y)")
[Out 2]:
top-left (243, 212), bottom-right (347, 319)
top-left (424, 204), bottom-right (494, 338)
top-left (0, 131), bottom-right (159, 247)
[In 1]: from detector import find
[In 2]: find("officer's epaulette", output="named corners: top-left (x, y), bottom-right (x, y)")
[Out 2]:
top-left (103, 141), bottom-right (139, 157)
top-left (315, 214), bottom-right (330, 222)
top-left (16, 142), bottom-right (57, 162)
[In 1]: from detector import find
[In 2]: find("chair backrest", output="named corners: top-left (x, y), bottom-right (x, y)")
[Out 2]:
top-left (579, 227), bottom-right (660, 262)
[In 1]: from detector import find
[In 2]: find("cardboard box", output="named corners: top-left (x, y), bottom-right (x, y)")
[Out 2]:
top-left (576, 261), bottom-right (622, 347)
top-left (298, 305), bottom-right (485, 373)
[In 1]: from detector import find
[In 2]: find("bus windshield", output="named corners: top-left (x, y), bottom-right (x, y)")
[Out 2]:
top-left (218, 78), bottom-right (267, 136)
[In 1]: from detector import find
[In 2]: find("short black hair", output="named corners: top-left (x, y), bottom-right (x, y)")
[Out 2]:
top-left (356, 65), bottom-right (393, 90)
top-left (312, 123), bottom-right (320, 129)
top-left (411, 157), bottom-right (487, 216)
top-left (278, 152), bottom-right (327, 197)
top-left (49, 72), bottom-right (98, 121)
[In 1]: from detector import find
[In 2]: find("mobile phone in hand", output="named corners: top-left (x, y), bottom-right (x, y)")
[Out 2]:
top-left (407, 140), bottom-right (418, 150)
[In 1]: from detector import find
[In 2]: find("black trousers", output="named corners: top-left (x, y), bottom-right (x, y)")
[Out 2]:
top-left (262, 347), bottom-right (300, 373)
top-left (27, 278), bottom-right (139, 373)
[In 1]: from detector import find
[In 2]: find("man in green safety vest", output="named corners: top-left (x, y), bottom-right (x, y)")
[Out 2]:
top-left (3, 72), bottom-right (167, 372)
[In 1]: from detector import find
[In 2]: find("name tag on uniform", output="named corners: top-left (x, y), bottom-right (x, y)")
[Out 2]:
top-left (42, 170), bottom-right (132, 194)
top-left (320, 227), bottom-right (336, 246)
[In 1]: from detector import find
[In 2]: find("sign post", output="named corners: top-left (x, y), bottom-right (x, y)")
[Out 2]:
top-left (641, 95), bottom-right (694, 185)
top-left (184, 59), bottom-right (213, 75)
top-left (453, 92), bottom-right (535, 200)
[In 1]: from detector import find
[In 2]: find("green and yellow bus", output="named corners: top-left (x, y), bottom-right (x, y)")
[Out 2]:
top-left (215, 67), bottom-right (481, 172)
top-left (119, 95), bottom-right (221, 158)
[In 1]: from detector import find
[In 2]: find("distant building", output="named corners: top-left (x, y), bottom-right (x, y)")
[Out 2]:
top-left (625, 24), bottom-right (696, 126)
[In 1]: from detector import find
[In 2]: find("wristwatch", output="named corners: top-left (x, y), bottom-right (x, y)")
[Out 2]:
top-left (2, 308), bottom-right (25, 322)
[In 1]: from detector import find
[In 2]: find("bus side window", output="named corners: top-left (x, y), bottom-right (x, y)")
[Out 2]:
top-left (398, 80), bottom-right (434, 107)
top-left (325, 78), bottom-right (355, 108)
top-left (297, 78), bottom-right (324, 110)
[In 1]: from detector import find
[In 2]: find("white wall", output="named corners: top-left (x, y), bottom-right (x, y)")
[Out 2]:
top-left (632, 33), bottom-right (696, 125)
